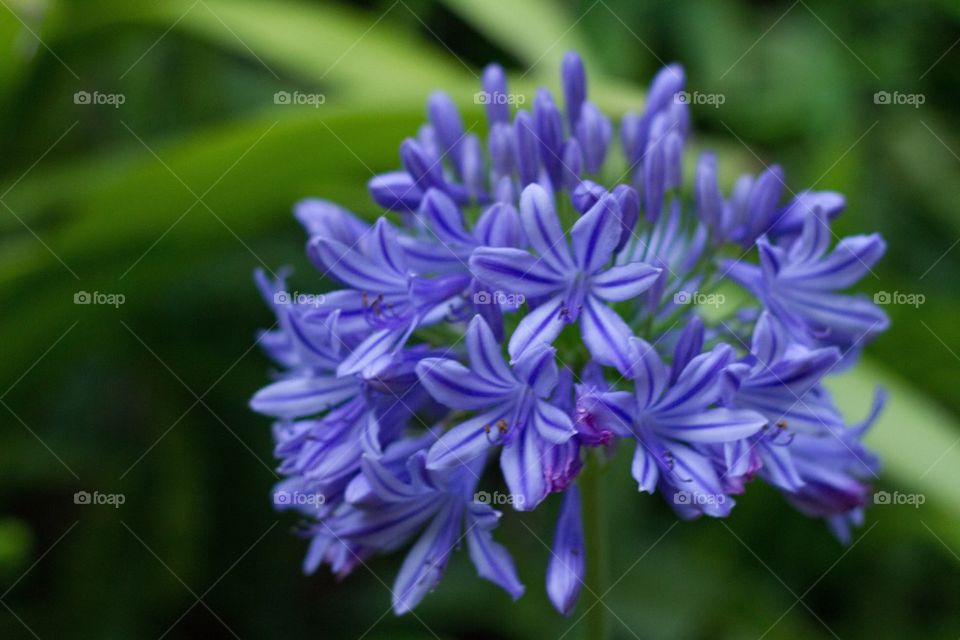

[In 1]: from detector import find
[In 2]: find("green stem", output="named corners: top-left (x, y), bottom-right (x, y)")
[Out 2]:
top-left (580, 453), bottom-right (609, 640)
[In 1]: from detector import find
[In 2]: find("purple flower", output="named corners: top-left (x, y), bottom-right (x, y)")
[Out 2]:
top-left (319, 447), bottom-right (524, 613)
top-left (471, 183), bottom-right (661, 371)
top-left (580, 329), bottom-right (766, 517)
top-left (724, 212), bottom-right (889, 352)
top-left (416, 315), bottom-right (575, 510)
top-left (253, 49), bottom-right (891, 615)
top-left (547, 485), bottom-right (585, 615)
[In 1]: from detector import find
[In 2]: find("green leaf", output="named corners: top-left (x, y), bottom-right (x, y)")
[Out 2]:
top-left (438, 0), bottom-right (594, 72)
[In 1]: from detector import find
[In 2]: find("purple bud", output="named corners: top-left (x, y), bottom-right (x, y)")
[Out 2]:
top-left (493, 175), bottom-right (515, 203)
top-left (482, 63), bottom-right (510, 124)
top-left (671, 315), bottom-right (705, 383)
top-left (368, 171), bottom-right (424, 212)
top-left (620, 112), bottom-right (644, 167)
top-left (400, 137), bottom-right (446, 192)
top-left (575, 102), bottom-right (612, 174)
top-left (488, 122), bottom-right (516, 183)
top-left (643, 138), bottom-right (665, 222)
top-left (475, 202), bottom-right (524, 248)
top-left (612, 184), bottom-right (639, 253)
top-left (547, 486), bottom-right (584, 616)
top-left (533, 89), bottom-right (565, 189)
top-left (427, 91), bottom-right (465, 173)
top-left (571, 180), bottom-right (607, 214)
top-left (561, 139), bottom-right (583, 191)
top-left (514, 110), bottom-right (540, 186)
top-left (645, 63), bottom-right (686, 116)
top-left (663, 131), bottom-right (684, 190)
top-left (471, 279), bottom-right (505, 342)
top-left (460, 134), bottom-right (486, 200)
top-left (746, 164), bottom-right (785, 240)
top-left (417, 124), bottom-right (441, 161)
top-left (561, 51), bottom-right (587, 130)
top-left (694, 152), bottom-right (723, 233)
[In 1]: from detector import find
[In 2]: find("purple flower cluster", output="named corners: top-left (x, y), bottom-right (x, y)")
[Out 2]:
top-left (251, 52), bottom-right (888, 615)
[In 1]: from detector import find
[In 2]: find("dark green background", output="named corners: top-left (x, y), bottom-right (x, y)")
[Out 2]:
top-left (1, 0), bottom-right (958, 638)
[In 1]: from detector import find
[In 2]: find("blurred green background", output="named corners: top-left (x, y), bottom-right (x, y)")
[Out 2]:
top-left (1, 0), bottom-right (959, 638)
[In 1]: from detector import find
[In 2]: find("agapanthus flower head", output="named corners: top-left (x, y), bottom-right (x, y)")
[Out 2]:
top-left (252, 50), bottom-right (888, 616)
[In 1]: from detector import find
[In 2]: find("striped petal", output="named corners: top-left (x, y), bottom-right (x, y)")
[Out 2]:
top-left (250, 375), bottom-right (359, 419)
top-left (500, 424), bottom-right (547, 511)
top-left (546, 486), bottom-right (584, 615)
top-left (426, 410), bottom-right (505, 470)
top-left (520, 184), bottom-right (575, 273)
top-left (590, 261), bottom-right (661, 302)
top-left (465, 315), bottom-right (514, 385)
top-left (467, 525), bottom-right (525, 600)
top-left (533, 399), bottom-right (576, 444)
top-left (470, 247), bottom-right (567, 298)
top-left (507, 295), bottom-right (566, 362)
top-left (392, 506), bottom-right (460, 614)
top-left (416, 358), bottom-right (515, 410)
top-left (652, 407), bottom-right (766, 443)
top-left (571, 194), bottom-right (621, 273)
top-left (580, 295), bottom-right (634, 374)
top-left (631, 442), bottom-right (660, 493)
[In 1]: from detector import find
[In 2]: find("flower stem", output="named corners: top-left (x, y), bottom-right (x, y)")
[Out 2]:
top-left (580, 453), bottom-right (609, 640)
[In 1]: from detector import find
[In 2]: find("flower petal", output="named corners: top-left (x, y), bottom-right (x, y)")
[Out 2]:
top-left (466, 526), bottom-right (525, 600)
top-left (392, 506), bottom-right (460, 614)
top-left (656, 343), bottom-right (734, 413)
top-left (571, 194), bottom-right (621, 273)
top-left (513, 343), bottom-right (558, 396)
top-left (419, 188), bottom-right (473, 245)
top-left (580, 296), bottom-right (634, 374)
top-left (547, 486), bottom-right (584, 616)
top-left (791, 233), bottom-right (886, 290)
top-left (520, 183), bottom-right (575, 273)
top-left (250, 375), bottom-right (359, 419)
top-left (310, 236), bottom-right (405, 292)
top-left (631, 442), bottom-right (660, 493)
top-left (624, 336), bottom-right (669, 410)
top-left (337, 325), bottom-right (410, 377)
top-left (465, 315), bottom-right (514, 385)
top-left (590, 261), bottom-right (661, 301)
top-left (500, 424), bottom-right (547, 511)
top-left (426, 410), bottom-right (504, 470)
top-left (475, 202), bottom-right (524, 248)
top-left (533, 399), bottom-right (576, 444)
top-left (470, 247), bottom-right (567, 298)
top-left (507, 295), bottom-right (566, 362)
top-left (416, 358), bottom-right (515, 410)
top-left (651, 407), bottom-right (767, 443)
